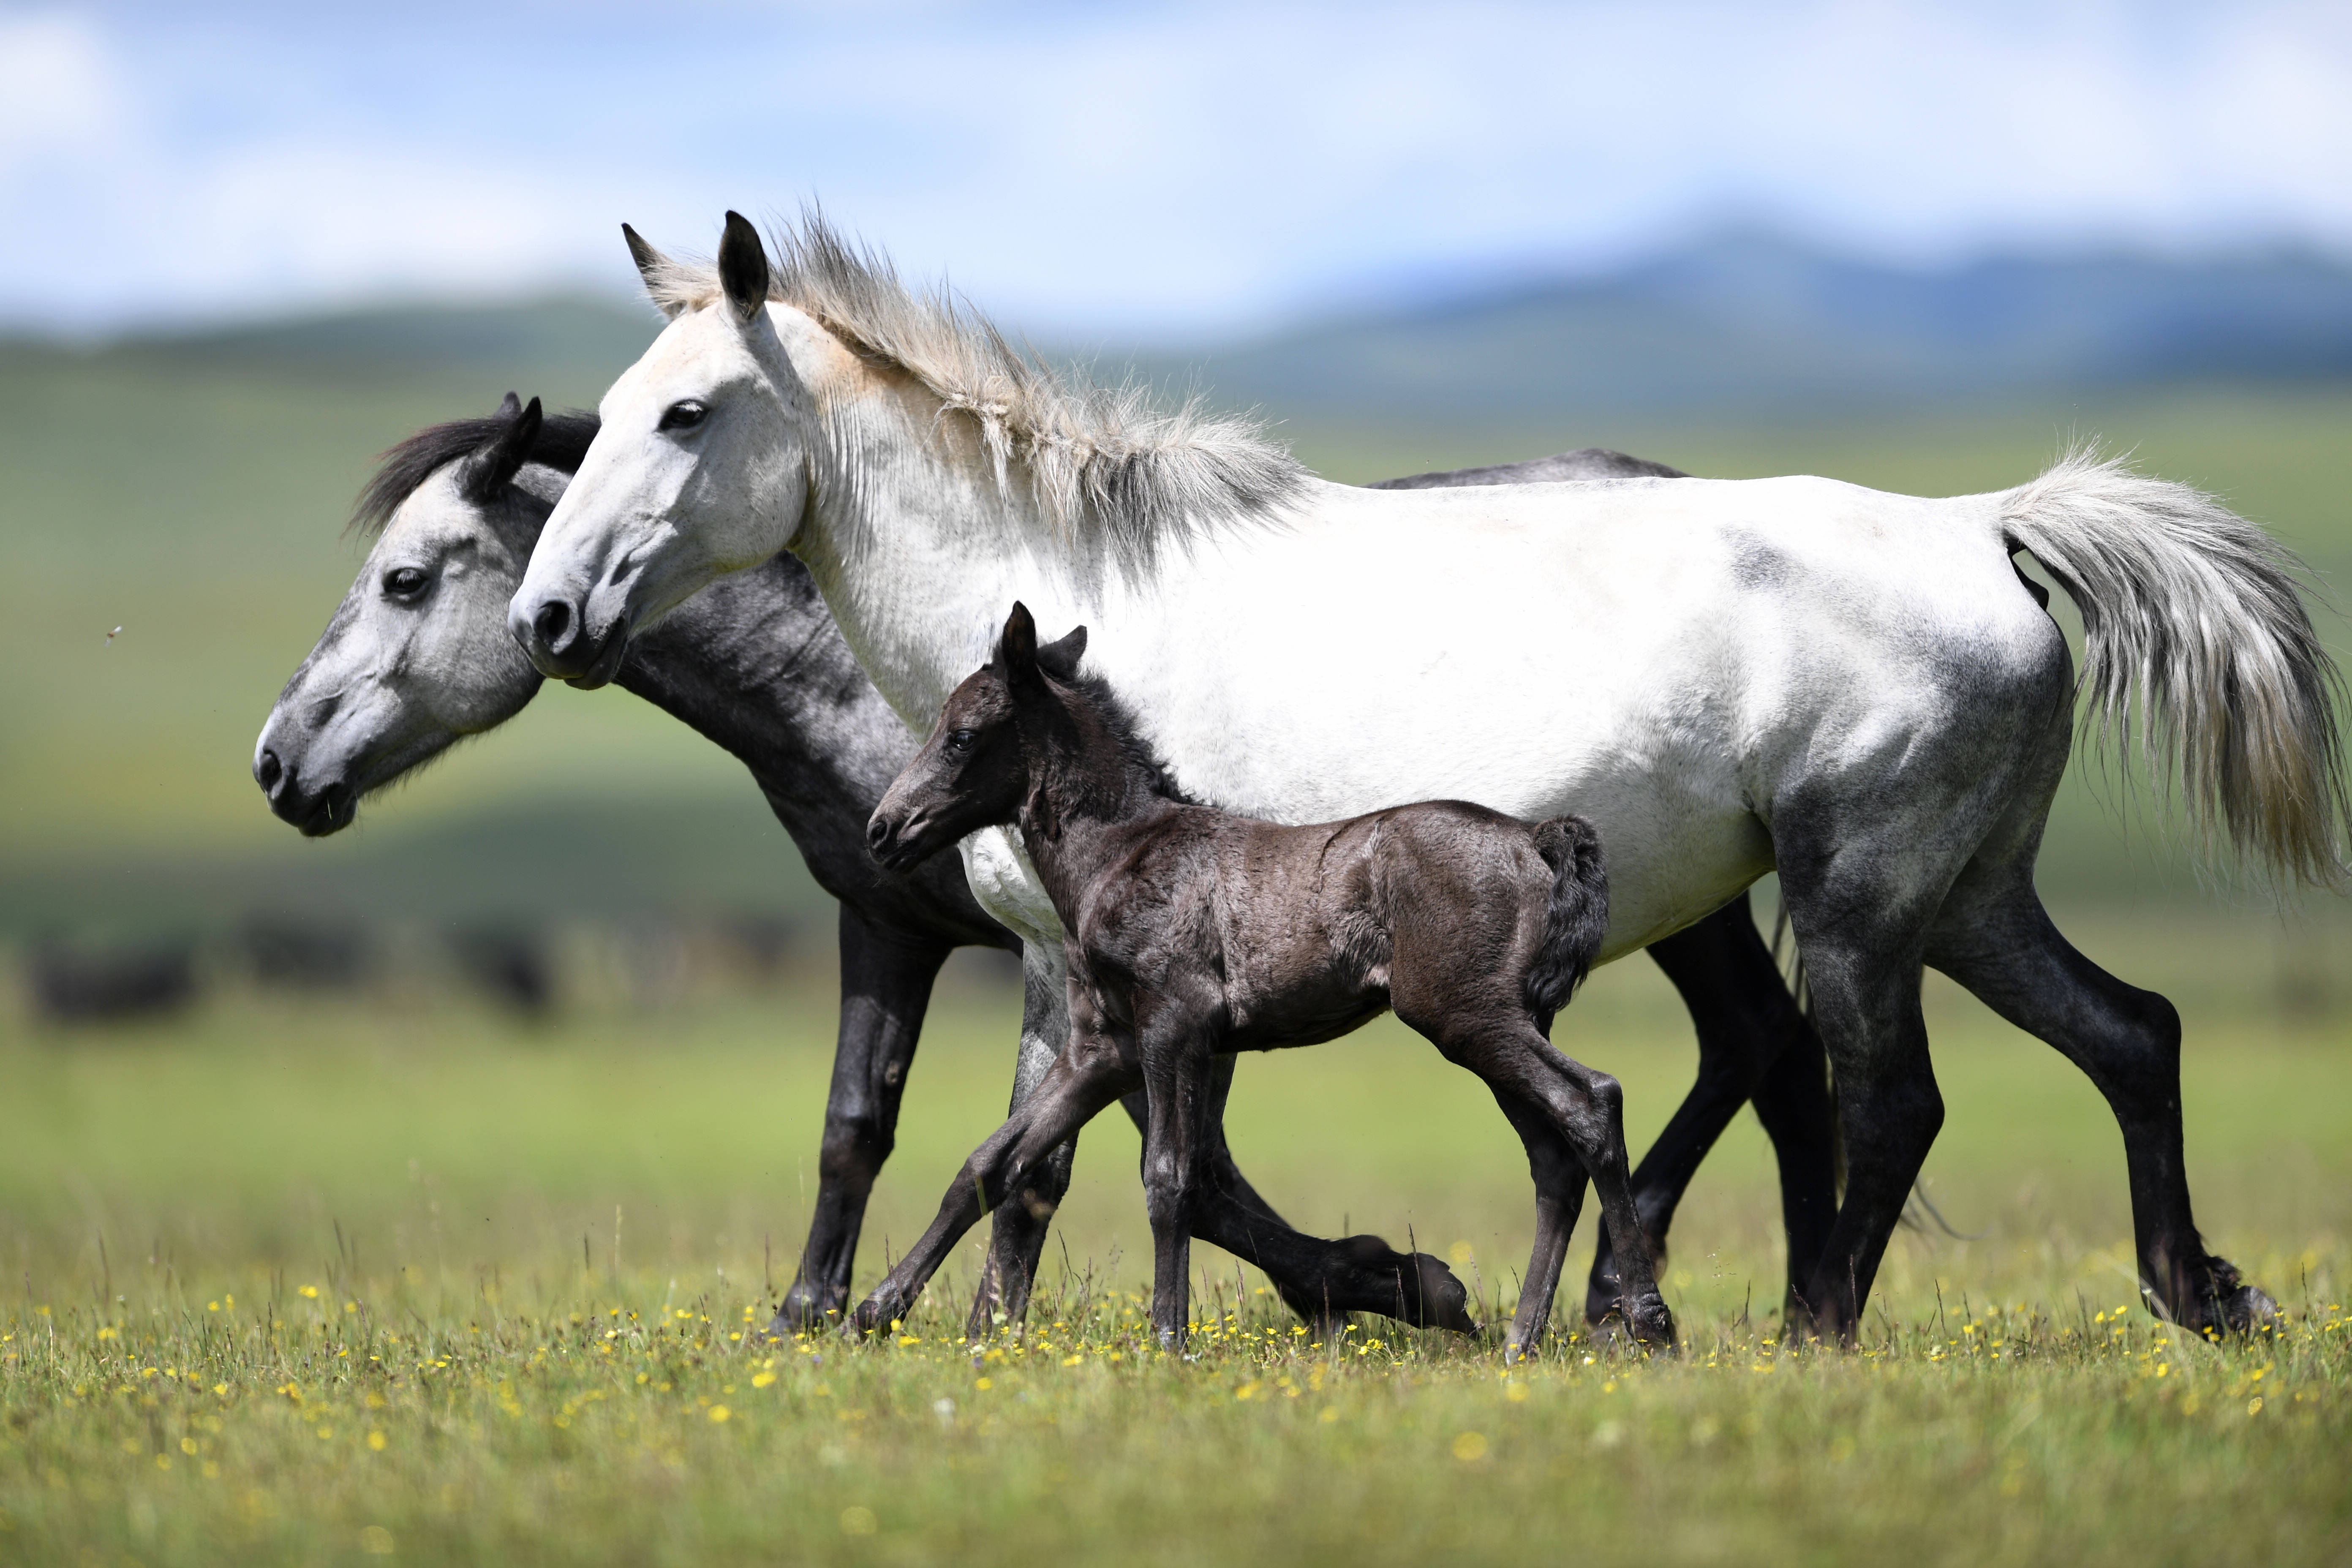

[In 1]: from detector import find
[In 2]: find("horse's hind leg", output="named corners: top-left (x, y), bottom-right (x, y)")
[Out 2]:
top-left (1590, 893), bottom-right (1838, 1323)
top-left (966, 945), bottom-right (1080, 1337)
top-left (1480, 1085), bottom-right (1591, 1358)
top-left (1169, 1056), bottom-right (1477, 1336)
top-left (1927, 876), bottom-right (2276, 1334)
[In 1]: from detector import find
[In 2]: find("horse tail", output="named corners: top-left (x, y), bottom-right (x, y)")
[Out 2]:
top-left (1999, 446), bottom-right (2349, 887)
top-left (1525, 815), bottom-right (1610, 1025)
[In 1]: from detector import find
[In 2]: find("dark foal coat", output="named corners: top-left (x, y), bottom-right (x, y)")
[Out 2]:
top-left (856, 605), bottom-right (1678, 1354)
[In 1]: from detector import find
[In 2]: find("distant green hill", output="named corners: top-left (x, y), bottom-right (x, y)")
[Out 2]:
top-left (1139, 236), bottom-right (2352, 418)
top-left (5, 263), bottom-right (2352, 944)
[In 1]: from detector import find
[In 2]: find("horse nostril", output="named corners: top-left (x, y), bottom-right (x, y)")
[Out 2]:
top-left (533, 599), bottom-right (574, 652)
top-left (256, 749), bottom-right (283, 791)
top-left (866, 817), bottom-right (894, 851)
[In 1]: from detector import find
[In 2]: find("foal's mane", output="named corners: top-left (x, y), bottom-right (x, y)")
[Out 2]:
top-left (642, 212), bottom-right (1307, 569)
top-left (349, 409), bottom-right (601, 536)
top-left (1043, 665), bottom-right (1193, 806)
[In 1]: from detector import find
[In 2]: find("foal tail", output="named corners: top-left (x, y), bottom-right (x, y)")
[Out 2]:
top-left (1526, 816), bottom-right (1611, 1026)
top-left (2000, 447), bottom-right (2350, 887)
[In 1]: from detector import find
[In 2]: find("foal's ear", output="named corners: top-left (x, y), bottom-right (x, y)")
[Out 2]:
top-left (1036, 624), bottom-right (1088, 681)
top-left (621, 223), bottom-right (690, 321)
top-left (495, 390), bottom-right (523, 419)
top-left (996, 602), bottom-right (1041, 686)
top-left (718, 211), bottom-right (771, 325)
top-left (461, 396), bottom-right (543, 503)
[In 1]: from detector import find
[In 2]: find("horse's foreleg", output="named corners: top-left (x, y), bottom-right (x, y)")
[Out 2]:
top-left (849, 1025), bottom-right (1134, 1337)
top-left (771, 910), bottom-right (947, 1336)
top-left (1927, 881), bottom-right (2275, 1335)
top-left (966, 943), bottom-right (1077, 1337)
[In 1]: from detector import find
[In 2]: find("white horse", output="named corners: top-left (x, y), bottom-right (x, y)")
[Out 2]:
top-left (512, 213), bottom-right (2343, 1339)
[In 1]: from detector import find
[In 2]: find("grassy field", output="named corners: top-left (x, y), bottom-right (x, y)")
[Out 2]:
top-left (1, 909), bottom-right (2347, 1565)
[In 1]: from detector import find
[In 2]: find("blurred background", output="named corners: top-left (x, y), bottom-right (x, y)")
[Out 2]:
top-left (0, 1), bottom-right (2346, 1315)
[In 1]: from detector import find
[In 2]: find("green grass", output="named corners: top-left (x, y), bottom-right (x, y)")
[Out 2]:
top-left (3, 910), bottom-right (2348, 1564)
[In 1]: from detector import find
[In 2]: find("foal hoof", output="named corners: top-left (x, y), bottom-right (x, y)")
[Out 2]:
top-left (767, 1285), bottom-right (841, 1338)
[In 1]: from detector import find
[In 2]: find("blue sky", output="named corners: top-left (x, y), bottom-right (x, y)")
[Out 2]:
top-left (4, 1), bottom-right (2349, 339)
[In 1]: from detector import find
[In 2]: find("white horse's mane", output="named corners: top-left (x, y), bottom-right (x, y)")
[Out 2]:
top-left (643, 214), bottom-right (1307, 568)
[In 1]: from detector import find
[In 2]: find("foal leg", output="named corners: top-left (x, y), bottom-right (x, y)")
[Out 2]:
top-left (1588, 893), bottom-right (1838, 1323)
top-left (774, 910), bottom-right (949, 1333)
top-left (1140, 1019), bottom-right (1220, 1350)
top-left (1927, 875), bottom-right (2276, 1334)
top-left (1480, 1086), bottom-right (1591, 1359)
top-left (967, 942), bottom-right (1080, 1336)
top-left (851, 1023), bottom-right (1137, 1337)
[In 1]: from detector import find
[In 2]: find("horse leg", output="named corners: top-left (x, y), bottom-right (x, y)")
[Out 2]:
top-left (1138, 1015), bottom-right (1219, 1350)
top-left (966, 942), bottom-right (1078, 1337)
top-left (1139, 1056), bottom-right (1477, 1336)
top-left (1777, 905), bottom-right (1943, 1343)
top-left (1481, 1086), bottom-right (1591, 1358)
top-left (1926, 874), bottom-right (2276, 1334)
top-left (850, 1021), bottom-right (1136, 1336)
top-left (771, 909), bottom-right (948, 1334)
top-left (1587, 891), bottom-right (1837, 1323)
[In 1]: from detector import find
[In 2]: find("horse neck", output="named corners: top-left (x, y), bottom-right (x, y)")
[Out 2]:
top-left (1015, 690), bottom-right (1178, 915)
top-left (618, 555), bottom-right (908, 814)
top-left (795, 374), bottom-right (1118, 726)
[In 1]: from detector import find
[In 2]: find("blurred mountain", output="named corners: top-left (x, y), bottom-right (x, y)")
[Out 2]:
top-left (76, 295), bottom-right (661, 397)
top-left (1146, 235), bottom-right (2352, 417)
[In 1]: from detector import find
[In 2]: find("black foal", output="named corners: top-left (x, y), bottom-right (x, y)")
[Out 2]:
top-left (854, 604), bottom-right (1677, 1356)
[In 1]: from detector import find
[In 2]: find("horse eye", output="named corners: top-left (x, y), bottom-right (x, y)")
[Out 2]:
top-left (657, 399), bottom-right (708, 433)
top-left (382, 567), bottom-right (429, 599)
top-left (947, 729), bottom-right (977, 754)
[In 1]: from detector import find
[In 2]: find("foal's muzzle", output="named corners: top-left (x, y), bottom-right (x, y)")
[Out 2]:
top-left (864, 811), bottom-right (926, 873)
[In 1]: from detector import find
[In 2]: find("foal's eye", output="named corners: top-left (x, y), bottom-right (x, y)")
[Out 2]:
top-left (382, 567), bottom-right (429, 599)
top-left (946, 729), bottom-right (978, 754)
top-left (657, 399), bottom-right (708, 433)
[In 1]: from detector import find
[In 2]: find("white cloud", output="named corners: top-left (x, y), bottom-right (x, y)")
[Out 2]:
top-left (0, 11), bottom-right (130, 169)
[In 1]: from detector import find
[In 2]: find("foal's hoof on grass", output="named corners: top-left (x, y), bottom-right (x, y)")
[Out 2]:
top-left (841, 1296), bottom-right (903, 1339)
top-left (768, 1285), bottom-right (843, 1338)
top-left (1327, 1236), bottom-right (1477, 1334)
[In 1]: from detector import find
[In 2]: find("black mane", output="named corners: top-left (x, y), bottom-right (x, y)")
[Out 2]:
top-left (1055, 669), bottom-right (1194, 806)
top-left (348, 406), bottom-right (600, 535)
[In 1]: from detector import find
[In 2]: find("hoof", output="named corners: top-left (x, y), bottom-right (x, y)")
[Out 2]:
top-left (768, 1285), bottom-right (842, 1337)
top-left (1406, 1251), bottom-right (1480, 1335)
top-left (1594, 1292), bottom-right (1678, 1355)
top-left (2221, 1282), bottom-right (2281, 1335)
top-left (841, 1295), bottom-right (900, 1339)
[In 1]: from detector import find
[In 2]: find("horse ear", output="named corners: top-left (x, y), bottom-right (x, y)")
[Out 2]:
top-left (1036, 625), bottom-right (1088, 681)
top-left (495, 390), bottom-right (523, 419)
top-left (461, 395), bottom-right (544, 502)
top-left (997, 602), bottom-right (1041, 686)
top-left (718, 211), bottom-right (770, 324)
top-left (621, 224), bottom-right (690, 321)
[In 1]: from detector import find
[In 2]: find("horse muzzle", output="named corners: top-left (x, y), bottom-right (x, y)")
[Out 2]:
top-left (511, 591), bottom-right (632, 689)
top-left (254, 748), bottom-right (358, 838)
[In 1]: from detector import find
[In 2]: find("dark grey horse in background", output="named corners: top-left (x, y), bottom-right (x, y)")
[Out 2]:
top-left (256, 393), bottom-right (1835, 1337)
